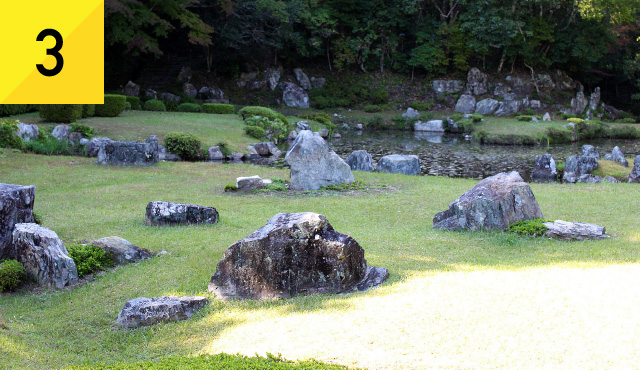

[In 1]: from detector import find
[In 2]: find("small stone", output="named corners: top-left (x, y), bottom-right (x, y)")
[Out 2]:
top-left (236, 176), bottom-right (266, 190)
top-left (544, 220), bottom-right (608, 241)
top-left (319, 129), bottom-right (329, 138)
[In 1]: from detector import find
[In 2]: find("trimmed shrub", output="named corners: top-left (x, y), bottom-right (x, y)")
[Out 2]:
top-left (125, 96), bottom-right (141, 110)
top-left (450, 113), bottom-right (463, 122)
top-left (458, 119), bottom-right (474, 133)
top-left (40, 104), bottom-right (83, 123)
top-left (82, 104), bottom-right (96, 118)
top-left (67, 244), bottom-right (115, 278)
top-left (245, 116), bottom-right (288, 144)
top-left (409, 101), bottom-right (434, 111)
top-left (0, 119), bottom-right (24, 149)
top-left (0, 259), bottom-right (26, 291)
top-left (607, 125), bottom-right (640, 139)
top-left (176, 103), bottom-right (202, 113)
top-left (163, 99), bottom-right (179, 112)
top-left (95, 94), bottom-right (127, 117)
top-left (203, 103), bottom-right (234, 114)
top-left (561, 113), bottom-right (577, 119)
top-left (238, 106), bottom-right (289, 124)
top-left (144, 99), bottom-right (166, 112)
top-left (615, 117), bottom-right (637, 124)
top-left (164, 132), bottom-right (204, 161)
top-left (0, 104), bottom-right (38, 117)
top-left (244, 125), bottom-right (266, 139)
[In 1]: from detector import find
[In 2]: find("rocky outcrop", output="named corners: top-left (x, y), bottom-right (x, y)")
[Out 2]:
top-left (345, 150), bottom-right (374, 172)
top-left (12, 223), bottom-right (78, 289)
top-left (494, 99), bottom-right (522, 116)
top-left (603, 146), bottom-right (628, 167)
top-left (535, 73), bottom-right (556, 93)
top-left (145, 201), bottom-right (219, 226)
top-left (293, 68), bottom-right (312, 90)
top-left (0, 184), bottom-right (35, 259)
top-left (563, 155), bottom-right (598, 183)
top-left (531, 154), bottom-right (557, 183)
top-left (124, 81), bottom-right (140, 97)
top-left (433, 171), bottom-right (543, 231)
top-left (15, 123), bottom-right (39, 142)
top-left (628, 156), bottom-right (640, 183)
top-left (208, 212), bottom-right (388, 300)
top-left (116, 296), bottom-right (208, 328)
top-left (282, 82), bottom-right (309, 108)
top-left (285, 130), bottom-right (354, 190)
top-left (433, 80), bottom-right (465, 94)
top-left (589, 87), bottom-right (601, 111)
top-left (454, 94), bottom-right (476, 114)
top-left (376, 155), bottom-right (420, 176)
top-left (544, 220), bottom-right (608, 241)
top-left (505, 75), bottom-right (535, 97)
top-left (96, 136), bottom-right (159, 166)
top-left (198, 87), bottom-right (226, 101)
top-left (570, 92), bottom-right (588, 115)
top-left (553, 70), bottom-right (577, 91)
top-left (90, 236), bottom-right (152, 265)
top-left (414, 120), bottom-right (445, 132)
top-left (474, 99), bottom-right (500, 115)
top-left (52, 125), bottom-right (71, 142)
top-left (310, 77), bottom-right (326, 89)
top-left (466, 68), bottom-right (488, 95)
top-left (264, 67), bottom-right (282, 90)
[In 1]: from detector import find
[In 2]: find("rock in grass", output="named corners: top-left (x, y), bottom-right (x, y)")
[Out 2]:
top-left (145, 201), bottom-right (219, 226)
top-left (285, 130), bottom-right (354, 191)
top-left (433, 171), bottom-right (543, 231)
top-left (96, 136), bottom-right (159, 166)
top-left (603, 146), bottom-right (628, 167)
top-left (530, 154), bottom-right (557, 183)
top-left (11, 223), bottom-right (78, 288)
top-left (563, 155), bottom-right (598, 183)
top-left (376, 154), bottom-right (420, 176)
top-left (345, 150), bottom-right (374, 172)
top-left (544, 220), bottom-right (608, 240)
top-left (236, 176), bottom-right (267, 191)
top-left (0, 183), bottom-right (35, 259)
top-left (208, 212), bottom-right (388, 300)
top-left (90, 236), bottom-right (152, 265)
top-left (116, 296), bottom-right (208, 328)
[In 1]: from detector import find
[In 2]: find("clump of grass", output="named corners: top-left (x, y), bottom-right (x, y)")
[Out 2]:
top-left (508, 219), bottom-right (553, 237)
top-left (66, 244), bottom-right (115, 278)
top-left (591, 159), bottom-right (632, 181)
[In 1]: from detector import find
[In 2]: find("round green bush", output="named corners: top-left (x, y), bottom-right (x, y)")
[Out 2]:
top-left (126, 96), bottom-right (141, 110)
top-left (0, 259), bottom-right (26, 291)
top-left (203, 103), bottom-right (235, 114)
top-left (176, 103), bottom-right (202, 113)
top-left (40, 104), bottom-right (83, 123)
top-left (95, 94), bottom-right (127, 117)
top-left (67, 244), bottom-right (114, 278)
top-left (238, 106), bottom-right (289, 124)
top-left (82, 104), bottom-right (96, 118)
top-left (244, 125), bottom-right (266, 139)
top-left (164, 132), bottom-right (203, 161)
top-left (144, 99), bottom-right (166, 112)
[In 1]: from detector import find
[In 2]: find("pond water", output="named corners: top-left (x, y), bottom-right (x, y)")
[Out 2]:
top-left (250, 131), bottom-right (640, 181)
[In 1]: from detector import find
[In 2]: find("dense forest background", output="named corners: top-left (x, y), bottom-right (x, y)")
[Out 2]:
top-left (104, 0), bottom-right (640, 112)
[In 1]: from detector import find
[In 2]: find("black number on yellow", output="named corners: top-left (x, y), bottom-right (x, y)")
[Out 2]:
top-left (36, 29), bottom-right (64, 77)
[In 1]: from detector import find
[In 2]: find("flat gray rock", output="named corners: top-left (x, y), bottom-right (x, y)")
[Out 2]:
top-left (376, 155), bottom-right (420, 176)
top-left (116, 296), bottom-right (208, 328)
top-left (96, 136), bottom-right (159, 165)
top-left (544, 220), bottom-right (608, 241)
top-left (414, 120), bottom-right (444, 132)
top-left (90, 236), bottom-right (152, 265)
top-left (145, 201), bottom-right (219, 226)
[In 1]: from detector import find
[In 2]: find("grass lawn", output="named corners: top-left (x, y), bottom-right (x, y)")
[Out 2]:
top-left (2, 149), bottom-right (640, 369)
top-left (478, 117), bottom-right (568, 140)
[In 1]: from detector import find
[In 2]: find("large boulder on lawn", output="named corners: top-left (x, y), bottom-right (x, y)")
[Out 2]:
top-left (433, 171), bottom-right (543, 231)
top-left (145, 201), bottom-right (219, 226)
top-left (0, 184), bottom-right (35, 259)
top-left (603, 146), bottom-right (628, 167)
top-left (11, 223), bottom-right (78, 288)
top-left (454, 94), bottom-right (476, 114)
top-left (208, 212), bottom-right (389, 300)
top-left (282, 82), bottom-right (309, 108)
top-left (90, 236), bottom-right (152, 265)
top-left (563, 155), bottom-right (598, 183)
top-left (628, 156), bottom-right (640, 183)
top-left (116, 296), bottom-right (208, 328)
top-left (530, 154), bottom-right (557, 183)
top-left (544, 220), bottom-right (608, 241)
top-left (285, 130), bottom-right (354, 190)
top-left (345, 150), bottom-right (374, 172)
top-left (96, 136), bottom-right (159, 165)
top-left (376, 155), bottom-right (420, 176)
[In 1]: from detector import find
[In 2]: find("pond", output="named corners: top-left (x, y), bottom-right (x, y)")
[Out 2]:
top-left (249, 131), bottom-right (640, 182)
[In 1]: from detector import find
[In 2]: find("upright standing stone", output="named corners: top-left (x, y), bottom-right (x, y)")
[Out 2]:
top-left (11, 223), bottom-right (78, 289)
top-left (345, 150), bottom-right (374, 172)
top-left (145, 201), bottom-right (219, 226)
top-left (628, 156), bottom-right (640, 183)
top-left (433, 172), bottom-right (543, 231)
top-left (0, 184), bottom-right (35, 259)
top-left (208, 212), bottom-right (388, 300)
top-left (285, 130), bottom-right (354, 190)
top-left (293, 68), bottom-right (312, 90)
top-left (589, 87), bottom-right (601, 111)
top-left (466, 68), bottom-right (488, 95)
top-left (531, 154), bottom-right (557, 183)
top-left (376, 155), bottom-right (420, 176)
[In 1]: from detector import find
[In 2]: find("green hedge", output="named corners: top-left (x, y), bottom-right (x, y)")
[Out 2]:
top-left (82, 104), bottom-right (96, 118)
top-left (238, 106), bottom-right (288, 124)
top-left (144, 99), bottom-right (166, 112)
top-left (125, 96), bottom-right (141, 110)
top-left (95, 95), bottom-right (127, 117)
top-left (164, 132), bottom-right (203, 161)
top-left (0, 259), bottom-right (26, 292)
top-left (203, 103), bottom-right (235, 114)
top-left (40, 104), bottom-right (83, 123)
top-left (67, 353), bottom-right (352, 370)
top-left (0, 104), bottom-right (38, 117)
top-left (176, 103), bottom-right (202, 113)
